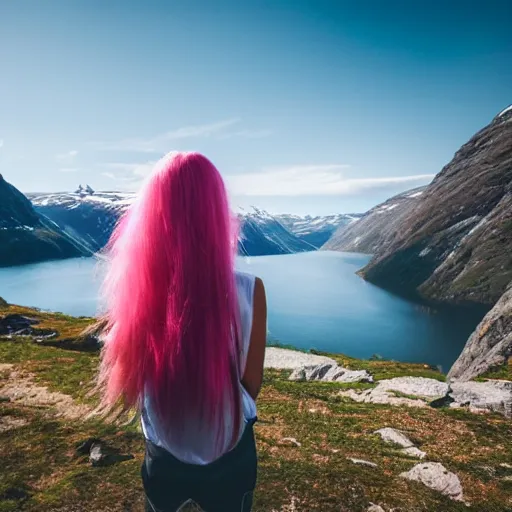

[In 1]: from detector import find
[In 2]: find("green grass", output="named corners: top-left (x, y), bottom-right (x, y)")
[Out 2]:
top-left (1, 305), bottom-right (511, 511)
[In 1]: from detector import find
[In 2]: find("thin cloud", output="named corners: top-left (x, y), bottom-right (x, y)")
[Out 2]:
top-left (103, 161), bottom-right (157, 177)
top-left (226, 165), bottom-right (434, 196)
top-left (59, 168), bottom-right (78, 173)
top-left (0, 139), bottom-right (4, 149)
top-left (56, 150), bottom-right (78, 162)
top-left (92, 119), bottom-right (271, 152)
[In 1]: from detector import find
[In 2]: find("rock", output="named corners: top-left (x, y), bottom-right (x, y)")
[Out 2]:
top-left (265, 348), bottom-right (337, 370)
top-left (367, 505), bottom-right (386, 512)
top-left (0, 297), bottom-right (8, 309)
top-left (401, 447), bottom-right (427, 459)
top-left (375, 428), bottom-right (426, 459)
top-left (76, 437), bottom-right (101, 456)
top-left (339, 377), bottom-right (447, 409)
top-left (348, 458), bottom-right (378, 468)
top-left (339, 388), bottom-right (427, 408)
top-left (279, 437), bottom-right (301, 448)
top-left (377, 377), bottom-right (448, 398)
top-left (289, 362), bottom-right (373, 383)
top-left (375, 428), bottom-right (415, 449)
top-left (449, 380), bottom-right (512, 417)
top-left (448, 283), bottom-right (512, 382)
top-left (88, 440), bottom-right (134, 467)
top-left (400, 462), bottom-right (464, 502)
top-left (89, 442), bottom-right (106, 467)
top-left (0, 314), bottom-right (39, 335)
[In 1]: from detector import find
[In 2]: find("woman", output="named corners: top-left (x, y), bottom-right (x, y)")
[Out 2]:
top-left (98, 152), bottom-right (267, 512)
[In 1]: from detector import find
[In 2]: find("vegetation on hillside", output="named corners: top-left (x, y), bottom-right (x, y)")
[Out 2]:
top-left (1, 303), bottom-right (511, 512)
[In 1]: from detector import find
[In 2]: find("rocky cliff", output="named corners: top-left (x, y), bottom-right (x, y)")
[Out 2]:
top-left (448, 282), bottom-right (512, 381)
top-left (360, 107), bottom-right (512, 306)
top-left (322, 187), bottom-right (426, 254)
top-left (0, 175), bottom-right (90, 266)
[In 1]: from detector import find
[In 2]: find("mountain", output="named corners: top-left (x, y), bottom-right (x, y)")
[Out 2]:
top-left (322, 187), bottom-right (427, 254)
top-left (28, 191), bottom-right (134, 252)
top-left (29, 192), bottom-right (315, 256)
top-left (0, 176), bottom-right (91, 267)
top-left (360, 106), bottom-right (512, 306)
top-left (276, 213), bottom-right (362, 248)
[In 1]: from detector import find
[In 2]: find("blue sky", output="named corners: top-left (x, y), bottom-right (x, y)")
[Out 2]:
top-left (0, 0), bottom-right (510, 215)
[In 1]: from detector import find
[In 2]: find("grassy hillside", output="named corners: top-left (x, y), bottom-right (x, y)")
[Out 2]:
top-left (0, 302), bottom-right (511, 512)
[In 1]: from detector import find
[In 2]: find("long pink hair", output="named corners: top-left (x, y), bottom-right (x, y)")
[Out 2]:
top-left (99, 152), bottom-right (241, 445)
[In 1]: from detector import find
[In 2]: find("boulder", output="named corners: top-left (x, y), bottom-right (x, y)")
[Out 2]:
top-left (338, 377), bottom-right (447, 409)
top-left (289, 363), bottom-right (373, 383)
top-left (400, 462), bottom-right (464, 502)
top-left (377, 377), bottom-right (448, 398)
top-left (367, 505), bottom-right (385, 512)
top-left (374, 428), bottom-right (426, 459)
top-left (449, 380), bottom-right (512, 418)
top-left (448, 283), bottom-right (512, 382)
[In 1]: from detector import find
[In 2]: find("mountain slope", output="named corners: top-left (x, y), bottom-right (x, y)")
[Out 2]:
top-left (29, 192), bottom-right (315, 256)
top-left (0, 175), bottom-right (90, 267)
top-left (448, 281), bottom-right (512, 381)
top-left (360, 107), bottom-right (512, 306)
top-left (276, 213), bottom-right (361, 248)
top-left (322, 187), bottom-right (427, 254)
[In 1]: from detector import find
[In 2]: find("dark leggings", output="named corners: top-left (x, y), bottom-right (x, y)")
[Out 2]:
top-left (142, 422), bottom-right (257, 512)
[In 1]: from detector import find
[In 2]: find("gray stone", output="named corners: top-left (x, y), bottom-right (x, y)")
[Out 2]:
top-left (89, 442), bottom-right (105, 467)
top-left (400, 462), bottom-right (464, 502)
top-left (375, 427), bottom-right (414, 448)
top-left (375, 428), bottom-right (426, 459)
top-left (338, 377), bottom-right (448, 409)
top-left (449, 380), bottom-right (512, 417)
top-left (401, 446), bottom-right (427, 459)
top-left (348, 458), bottom-right (378, 468)
top-left (289, 362), bottom-right (373, 384)
top-left (279, 437), bottom-right (301, 448)
top-left (377, 377), bottom-right (448, 398)
top-left (448, 283), bottom-right (512, 382)
top-left (339, 387), bottom-right (427, 408)
top-left (367, 505), bottom-right (386, 512)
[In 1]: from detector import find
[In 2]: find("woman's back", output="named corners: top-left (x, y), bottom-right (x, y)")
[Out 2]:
top-left (141, 270), bottom-right (258, 465)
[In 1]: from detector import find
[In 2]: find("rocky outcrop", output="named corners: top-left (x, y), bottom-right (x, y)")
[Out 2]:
top-left (322, 186), bottom-right (426, 254)
top-left (400, 462), bottom-right (465, 502)
top-left (360, 108), bottom-right (512, 306)
top-left (448, 282), bottom-right (512, 381)
top-left (0, 175), bottom-right (90, 266)
top-left (337, 375), bottom-right (512, 417)
top-left (449, 380), bottom-right (512, 418)
top-left (288, 362), bottom-right (373, 383)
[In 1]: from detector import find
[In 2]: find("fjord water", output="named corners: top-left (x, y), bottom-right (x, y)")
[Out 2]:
top-left (0, 251), bottom-right (484, 371)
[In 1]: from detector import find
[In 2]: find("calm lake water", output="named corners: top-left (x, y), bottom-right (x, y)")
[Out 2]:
top-left (0, 252), bottom-right (484, 372)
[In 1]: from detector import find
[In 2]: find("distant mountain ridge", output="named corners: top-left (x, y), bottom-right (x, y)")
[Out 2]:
top-left (322, 186), bottom-right (427, 254)
top-left (276, 213), bottom-right (362, 248)
top-left (29, 190), bottom-right (348, 257)
top-left (0, 176), bottom-right (91, 267)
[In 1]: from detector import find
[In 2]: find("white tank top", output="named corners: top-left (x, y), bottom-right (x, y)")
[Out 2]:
top-left (140, 271), bottom-right (258, 465)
